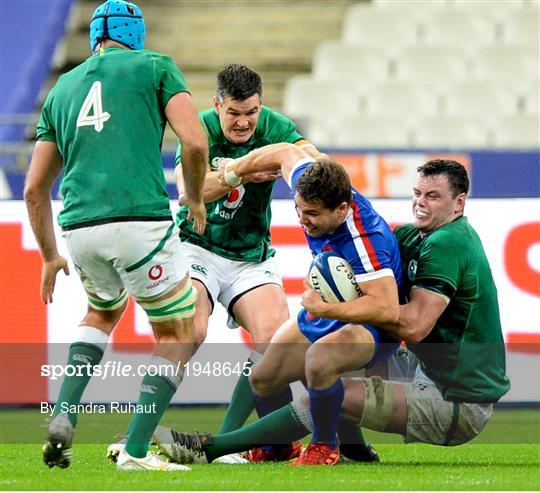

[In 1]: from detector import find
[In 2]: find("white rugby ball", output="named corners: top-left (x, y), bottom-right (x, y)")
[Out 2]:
top-left (308, 252), bottom-right (362, 303)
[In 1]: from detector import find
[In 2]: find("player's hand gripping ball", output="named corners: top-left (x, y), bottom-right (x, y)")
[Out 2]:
top-left (308, 252), bottom-right (362, 303)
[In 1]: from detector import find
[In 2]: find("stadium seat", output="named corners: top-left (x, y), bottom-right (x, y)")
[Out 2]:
top-left (282, 75), bottom-right (361, 121)
top-left (372, 0), bottom-right (448, 9)
top-left (422, 11), bottom-right (497, 47)
top-left (413, 116), bottom-right (489, 148)
top-left (312, 41), bottom-right (390, 82)
top-left (394, 45), bottom-right (469, 84)
top-left (342, 5), bottom-right (420, 48)
top-left (331, 116), bottom-right (411, 148)
top-left (472, 45), bottom-right (539, 82)
top-left (500, 9), bottom-right (540, 45)
top-left (363, 81), bottom-right (440, 122)
top-left (492, 115), bottom-right (540, 148)
top-left (442, 81), bottom-right (519, 118)
top-left (523, 84), bottom-right (539, 115)
top-left (446, 0), bottom-right (525, 13)
top-left (304, 119), bottom-right (337, 148)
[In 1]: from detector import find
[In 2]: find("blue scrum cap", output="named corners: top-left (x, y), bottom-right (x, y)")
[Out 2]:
top-left (89, 0), bottom-right (145, 52)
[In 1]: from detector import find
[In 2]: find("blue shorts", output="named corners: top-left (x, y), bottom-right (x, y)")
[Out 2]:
top-left (297, 308), bottom-right (400, 369)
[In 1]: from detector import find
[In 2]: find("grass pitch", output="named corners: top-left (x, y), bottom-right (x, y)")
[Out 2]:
top-left (1, 407), bottom-right (539, 490)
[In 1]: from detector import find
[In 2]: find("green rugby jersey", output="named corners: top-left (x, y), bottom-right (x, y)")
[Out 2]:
top-left (176, 106), bottom-right (303, 262)
top-left (37, 47), bottom-right (189, 229)
top-left (394, 217), bottom-right (510, 403)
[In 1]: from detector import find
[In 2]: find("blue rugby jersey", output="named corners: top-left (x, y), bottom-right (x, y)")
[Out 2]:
top-left (289, 158), bottom-right (404, 293)
top-left (288, 158), bottom-right (404, 354)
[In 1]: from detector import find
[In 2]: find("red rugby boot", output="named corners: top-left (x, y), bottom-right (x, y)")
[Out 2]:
top-left (290, 442), bottom-right (340, 466)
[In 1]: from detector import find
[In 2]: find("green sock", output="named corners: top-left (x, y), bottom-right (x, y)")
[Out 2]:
top-left (53, 342), bottom-right (104, 427)
top-left (218, 360), bottom-right (255, 434)
top-left (125, 373), bottom-right (178, 458)
top-left (205, 403), bottom-right (309, 462)
top-left (337, 419), bottom-right (372, 459)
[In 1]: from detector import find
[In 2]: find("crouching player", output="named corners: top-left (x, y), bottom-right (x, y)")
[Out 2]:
top-left (150, 159), bottom-right (510, 465)
top-left (153, 144), bottom-right (405, 465)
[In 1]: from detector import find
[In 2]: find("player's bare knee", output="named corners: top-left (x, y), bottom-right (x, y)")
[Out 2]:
top-left (249, 367), bottom-right (276, 397)
top-left (243, 310), bottom-right (285, 346)
top-left (82, 294), bottom-right (128, 332)
top-left (194, 324), bottom-right (208, 348)
top-left (193, 311), bottom-right (209, 347)
top-left (252, 324), bottom-right (278, 344)
top-left (305, 345), bottom-right (337, 387)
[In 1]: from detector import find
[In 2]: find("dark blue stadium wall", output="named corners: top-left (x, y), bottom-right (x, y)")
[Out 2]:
top-left (1, 0), bottom-right (76, 143)
top-left (165, 149), bottom-right (539, 199)
top-left (2, 149), bottom-right (538, 200)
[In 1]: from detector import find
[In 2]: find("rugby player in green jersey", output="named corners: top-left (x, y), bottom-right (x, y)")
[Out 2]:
top-left (173, 64), bottom-right (317, 459)
top-left (24, 0), bottom-right (208, 471)
top-left (172, 65), bottom-right (377, 463)
top-left (150, 159), bottom-right (510, 464)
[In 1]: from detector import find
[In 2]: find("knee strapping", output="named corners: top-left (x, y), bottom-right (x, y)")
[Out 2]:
top-left (138, 278), bottom-right (198, 322)
top-left (87, 290), bottom-right (128, 311)
top-left (360, 376), bottom-right (395, 432)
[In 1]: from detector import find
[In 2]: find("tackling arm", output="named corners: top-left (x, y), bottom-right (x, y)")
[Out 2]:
top-left (175, 162), bottom-right (283, 204)
top-left (294, 139), bottom-right (328, 160)
top-left (24, 140), bottom-right (69, 303)
top-left (222, 142), bottom-right (311, 187)
top-left (384, 287), bottom-right (449, 343)
top-left (175, 139), bottom-right (322, 204)
top-left (175, 165), bottom-right (231, 203)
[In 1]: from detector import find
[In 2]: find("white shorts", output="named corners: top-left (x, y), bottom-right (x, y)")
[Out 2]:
top-left (63, 221), bottom-right (188, 303)
top-left (403, 366), bottom-right (493, 446)
top-left (182, 242), bottom-right (283, 327)
top-left (359, 349), bottom-right (493, 446)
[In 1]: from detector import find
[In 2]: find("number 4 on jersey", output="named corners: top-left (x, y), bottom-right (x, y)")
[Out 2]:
top-left (76, 81), bottom-right (111, 132)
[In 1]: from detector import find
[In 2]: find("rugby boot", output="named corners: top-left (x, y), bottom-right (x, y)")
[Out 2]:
top-left (42, 413), bottom-right (74, 469)
top-left (116, 448), bottom-right (191, 471)
top-left (290, 442), bottom-right (340, 466)
top-left (106, 435), bottom-right (127, 462)
top-left (340, 443), bottom-right (381, 463)
top-left (243, 441), bottom-right (303, 462)
top-left (152, 425), bottom-right (211, 464)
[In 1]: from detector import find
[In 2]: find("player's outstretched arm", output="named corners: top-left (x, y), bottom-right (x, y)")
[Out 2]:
top-left (176, 161), bottom-right (282, 205)
top-left (175, 164), bottom-right (231, 203)
top-left (294, 139), bottom-right (329, 160)
top-left (166, 92), bottom-right (208, 233)
top-left (24, 140), bottom-right (70, 304)
top-left (221, 143), bottom-right (311, 188)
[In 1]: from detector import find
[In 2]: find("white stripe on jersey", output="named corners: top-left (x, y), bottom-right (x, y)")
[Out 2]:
top-left (287, 157), bottom-right (316, 188)
top-left (356, 268), bottom-right (395, 284)
top-left (345, 208), bottom-right (376, 274)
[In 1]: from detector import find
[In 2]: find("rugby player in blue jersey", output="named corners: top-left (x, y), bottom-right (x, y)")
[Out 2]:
top-left (213, 144), bottom-right (404, 465)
